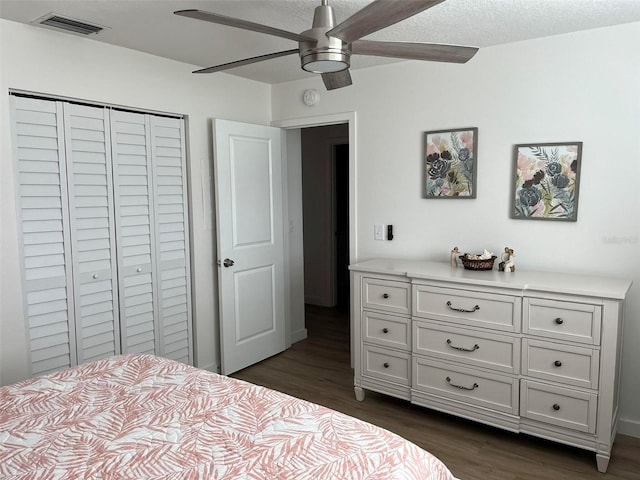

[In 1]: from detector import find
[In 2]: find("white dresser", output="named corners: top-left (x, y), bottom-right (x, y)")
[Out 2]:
top-left (350, 259), bottom-right (631, 473)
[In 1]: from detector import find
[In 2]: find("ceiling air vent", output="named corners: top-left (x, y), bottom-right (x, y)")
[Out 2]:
top-left (36, 13), bottom-right (104, 35)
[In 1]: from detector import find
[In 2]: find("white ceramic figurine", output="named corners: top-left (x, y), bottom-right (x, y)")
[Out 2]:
top-left (450, 247), bottom-right (459, 268)
top-left (504, 248), bottom-right (515, 272)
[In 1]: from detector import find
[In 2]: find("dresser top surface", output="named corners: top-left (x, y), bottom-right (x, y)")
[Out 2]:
top-left (349, 258), bottom-right (632, 300)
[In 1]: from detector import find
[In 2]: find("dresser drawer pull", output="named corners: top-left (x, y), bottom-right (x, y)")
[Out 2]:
top-left (446, 301), bottom-right (480, 313)
top-left (446, 376), bottom-right (479, 391)
top-left (555, 317), bottom-right (564, 325)
top-left (446, 339), bottom-right (480, 352)
top-left (383, 293), bottom-right (389, 299)
top-left (382, 328), bottom-right (389, 333)
top-left (383, 362), bottom-right (390, 368)
top-left (553, 403), bottom-right (561, 411)
top-left (554, 360), bottom-right (563, 367)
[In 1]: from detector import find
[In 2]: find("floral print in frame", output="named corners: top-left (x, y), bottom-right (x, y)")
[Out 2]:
top-left (424, 127), bottom-right (477, 198)
top-left (512, 142), bottom-right (582, 221)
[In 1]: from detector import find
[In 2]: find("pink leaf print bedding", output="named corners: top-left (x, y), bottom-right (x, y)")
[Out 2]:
top-left (0, 354), bottom-right (457, 479)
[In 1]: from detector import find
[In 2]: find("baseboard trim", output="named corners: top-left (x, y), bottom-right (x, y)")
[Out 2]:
top-left (291, 328), bottom-right (308, 344)
top-left (618, 417), bottom-right (640, 438)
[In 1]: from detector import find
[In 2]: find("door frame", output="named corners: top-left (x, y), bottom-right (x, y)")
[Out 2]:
top-left (272, 111), bottom-right (357, 267)
top-left (272, 112), bottom-right (357, 363)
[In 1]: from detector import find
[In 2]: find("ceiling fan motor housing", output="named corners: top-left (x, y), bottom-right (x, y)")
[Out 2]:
top-left (299, 3), bottom-right (351, 73)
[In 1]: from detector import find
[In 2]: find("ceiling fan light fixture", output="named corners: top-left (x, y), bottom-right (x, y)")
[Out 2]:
top-left (299, 3), bottom-right (350, 75)
top-left (301, 52), bottom-right (350, 73)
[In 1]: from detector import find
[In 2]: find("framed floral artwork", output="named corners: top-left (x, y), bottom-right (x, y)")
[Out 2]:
top-left (423, 127), bottom-right (477, 198)
top-left (511, 142), bottom-right (582, 221)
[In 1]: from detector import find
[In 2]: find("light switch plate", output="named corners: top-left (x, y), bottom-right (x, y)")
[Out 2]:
top-left (374, 224), bottom-right (384, 241)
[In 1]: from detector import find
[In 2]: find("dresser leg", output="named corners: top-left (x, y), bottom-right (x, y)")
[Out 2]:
top-left (354, 386), bottom-right (365, 401)
top-left (596, 453), bottom-right (610, 473)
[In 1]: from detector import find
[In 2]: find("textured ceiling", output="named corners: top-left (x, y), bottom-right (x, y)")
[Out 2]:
top-left (1, 0), bottom-right (640, 84)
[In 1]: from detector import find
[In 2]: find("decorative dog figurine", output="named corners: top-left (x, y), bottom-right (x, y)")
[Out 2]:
top-left (499, 247), bottom-right (515, 272)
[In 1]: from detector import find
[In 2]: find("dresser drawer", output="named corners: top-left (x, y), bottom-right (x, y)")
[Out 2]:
top-left (363, 278), bottom-right (410, 315)
top-left (363, 311), bottom-right (410, 351)
top-left (521, 380), bottom-right (597, 433)
top-left (413, 285), bottom-right (520, 332)
top-left (362, 345), bottom-right (411, 386)
top-left (413, 321), bottom-right (519, 374)
top-left (524, 298), bottom-right (601, 345)
top-left (413, 357), bottom-right (518, 414)
top-left (522, 339), bottom-right (599, 389)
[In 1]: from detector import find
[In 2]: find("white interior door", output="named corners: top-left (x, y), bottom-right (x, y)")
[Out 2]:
top-left (213, 119), bottom-right (286, 375)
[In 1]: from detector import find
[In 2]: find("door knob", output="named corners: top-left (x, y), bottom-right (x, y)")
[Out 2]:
top-left (223, 258), bottom-right (235, 268)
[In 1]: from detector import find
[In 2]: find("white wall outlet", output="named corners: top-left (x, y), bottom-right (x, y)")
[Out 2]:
top-left (374, 224), bottom-right (385, 241)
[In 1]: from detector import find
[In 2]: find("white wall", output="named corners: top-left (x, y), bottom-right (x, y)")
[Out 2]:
top-left (272, 23), bottom-right (640, 435)
top-left (0, 19), bottom-right (272, 383)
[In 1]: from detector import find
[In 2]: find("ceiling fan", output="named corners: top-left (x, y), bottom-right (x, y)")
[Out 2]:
top-left (174, 0), bottom-right (478, 90)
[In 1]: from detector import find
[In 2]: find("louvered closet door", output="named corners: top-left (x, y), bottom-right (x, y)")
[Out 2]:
top-left (110, 110), bottom-right (159, 355)
top-left (10, 96), bottom-right (77, 375)
top-left (63, 104), bottom-right (120, 364)
top-left (150, 116), bottom-right (192, 364)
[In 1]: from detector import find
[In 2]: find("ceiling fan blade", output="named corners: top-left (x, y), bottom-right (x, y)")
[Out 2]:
top-left (193, 49), bottom-right (299, 74)
top-left (352, 40), bottom-right (478, 63)
top-left (174, 9), bottom-right (314, 43)
top-left (321, 70), bottom-right (353, 90)
top-left (327, 0), bottom-right (446, 44)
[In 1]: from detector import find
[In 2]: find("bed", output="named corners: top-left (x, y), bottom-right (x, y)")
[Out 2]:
top-left (0, 354), bottom-right (457, 479)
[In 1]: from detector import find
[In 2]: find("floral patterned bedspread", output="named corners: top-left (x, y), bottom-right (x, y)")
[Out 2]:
top-left (0, 354), bottom-right (457, 479)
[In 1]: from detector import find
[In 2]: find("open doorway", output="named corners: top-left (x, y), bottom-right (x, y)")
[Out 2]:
top-left (299, 124), bottom-right (350, 339)
top-left (274, 111), bottom-right (356, 363)
top-left (300, 125), bottom-right (349, 310)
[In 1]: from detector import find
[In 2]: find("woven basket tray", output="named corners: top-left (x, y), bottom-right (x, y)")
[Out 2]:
top-left (459, 255), bottom-right (497, 271)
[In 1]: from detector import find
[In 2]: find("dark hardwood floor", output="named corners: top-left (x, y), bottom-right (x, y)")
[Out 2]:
top-left (232, 305), bottom-right (640, 480)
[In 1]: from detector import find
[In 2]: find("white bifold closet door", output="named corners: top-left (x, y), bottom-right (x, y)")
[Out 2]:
top-left (12, 96), bottom-right (77, 376)
top-left (64, 103), bottom-right (121, 365)
top-left (110, 111), bottom-right (192, 364)
top-left (150, 115), bottom-right (192, 363)
top-left (11, 95), bottom-right (192, 376)
top-left (111, 110), bottom-right (158, 356)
